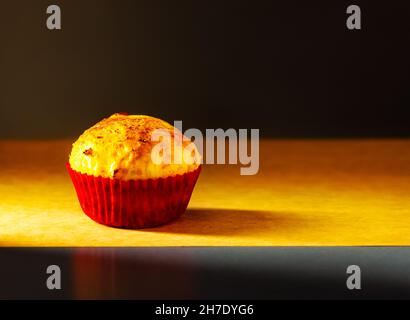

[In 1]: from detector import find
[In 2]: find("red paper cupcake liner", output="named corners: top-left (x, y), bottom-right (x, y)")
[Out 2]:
top-left (66, 163), bottom-right (201, 229)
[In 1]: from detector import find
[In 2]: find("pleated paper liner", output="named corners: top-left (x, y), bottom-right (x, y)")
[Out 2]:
top-left (66, 163), bottom-right (201, 229)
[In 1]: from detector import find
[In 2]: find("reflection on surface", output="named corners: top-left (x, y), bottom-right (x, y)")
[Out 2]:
top-left (73, 248), bottom-right (199, 299)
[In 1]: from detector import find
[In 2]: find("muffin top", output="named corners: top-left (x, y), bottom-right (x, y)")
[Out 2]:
top-left (69, 113), bottom-right (201, 180)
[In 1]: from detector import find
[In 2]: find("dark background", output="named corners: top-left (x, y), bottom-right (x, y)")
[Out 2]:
top-left (0, 0), bottom-right (409, 138)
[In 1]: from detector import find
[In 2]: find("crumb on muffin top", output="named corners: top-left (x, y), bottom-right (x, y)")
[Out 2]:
top-left (69, 113), bottom-right (201, 180)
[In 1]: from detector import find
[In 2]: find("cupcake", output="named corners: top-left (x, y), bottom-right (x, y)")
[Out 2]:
top-left (67, 113), bottom-right (201, 229)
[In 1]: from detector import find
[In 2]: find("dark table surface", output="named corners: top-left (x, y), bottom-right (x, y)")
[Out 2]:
top-left (1, 247), bottom-right (409, 299)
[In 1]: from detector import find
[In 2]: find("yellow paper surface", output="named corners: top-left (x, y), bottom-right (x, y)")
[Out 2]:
top-left (1, 139), bottom-right (410, 246)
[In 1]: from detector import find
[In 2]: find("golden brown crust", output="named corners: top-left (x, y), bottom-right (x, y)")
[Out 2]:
top-left (69, 113), bottom-right (201, 180)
